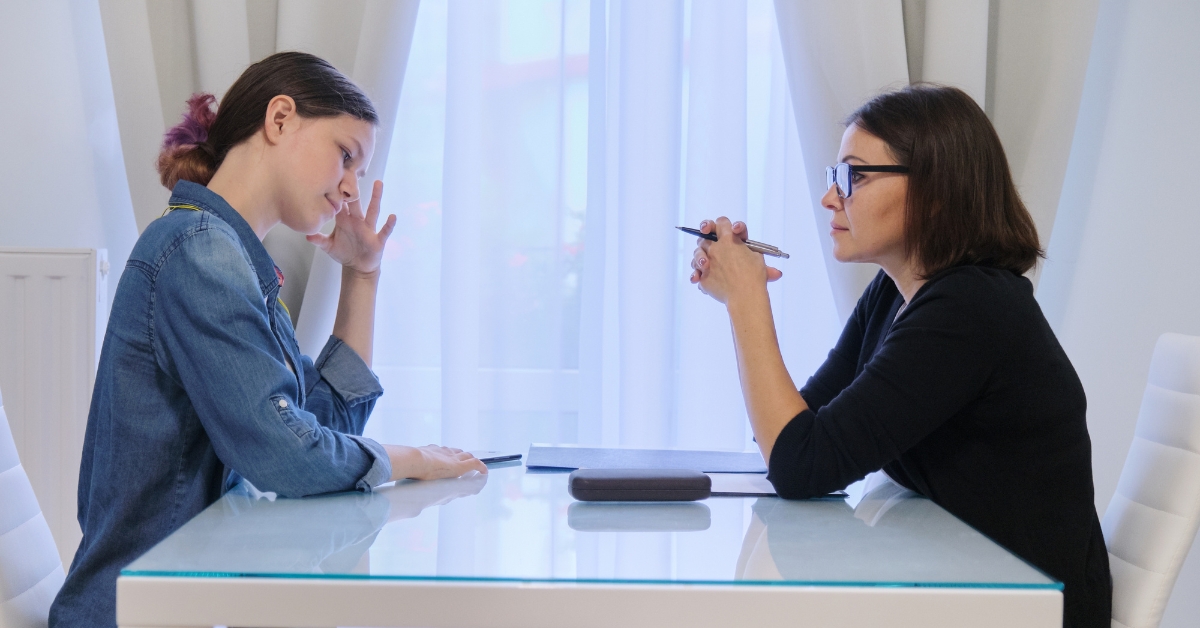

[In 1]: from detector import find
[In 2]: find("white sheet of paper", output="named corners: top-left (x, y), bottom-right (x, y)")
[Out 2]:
top-left (706, 473), bottom-right (777, 496)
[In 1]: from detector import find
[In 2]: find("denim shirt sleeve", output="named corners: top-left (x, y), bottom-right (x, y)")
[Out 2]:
top-left (151, 228), bottom-right (392, 496)
top-left (300, 335), bottom-right (390, 489)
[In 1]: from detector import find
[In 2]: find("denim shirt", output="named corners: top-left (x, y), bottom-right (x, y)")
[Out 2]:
top-left (50, 181), bottom-right (392, 627)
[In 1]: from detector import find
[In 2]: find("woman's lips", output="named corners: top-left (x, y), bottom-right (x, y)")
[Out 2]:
top-left (830, 222), bottom-right (848, 233)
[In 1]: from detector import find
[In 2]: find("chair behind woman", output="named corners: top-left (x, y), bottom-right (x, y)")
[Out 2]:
top-left (1104, 332), bottom-right (1200, 628)
top-left (0, 385), bottom-right (65, 628)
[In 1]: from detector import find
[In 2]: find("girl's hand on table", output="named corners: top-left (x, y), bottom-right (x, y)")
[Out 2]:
top-left (308, 179), bottom-right (397, 276)
top-left (689, 217), bottom-right (782, 305)
top-left (386, 444), bottom-right (488, 482)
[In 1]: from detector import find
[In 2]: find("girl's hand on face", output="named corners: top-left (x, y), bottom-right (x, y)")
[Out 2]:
top-left (689, 217), bottom-right (783, 305)
top-left (307, 179), bottom-right (397, 275)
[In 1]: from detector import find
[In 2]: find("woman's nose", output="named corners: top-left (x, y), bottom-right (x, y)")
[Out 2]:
top-left (820, 184), bottom-right (842, 212)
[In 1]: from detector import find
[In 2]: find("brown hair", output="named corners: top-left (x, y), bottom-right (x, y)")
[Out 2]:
top-left (845, 84), bottom-right (1043, 276)
top-left (157, 51), bottom-right (378, 190)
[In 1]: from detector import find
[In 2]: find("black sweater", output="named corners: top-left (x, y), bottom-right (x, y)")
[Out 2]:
top-left (768, 266), bottom-right (1111, 628)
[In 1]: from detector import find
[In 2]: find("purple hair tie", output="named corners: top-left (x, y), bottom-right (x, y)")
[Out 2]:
top-left (162, 93), bottom-right (217, 151)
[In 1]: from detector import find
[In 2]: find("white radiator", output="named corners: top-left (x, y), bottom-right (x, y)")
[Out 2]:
top-left (0, 248), bottom-right (108, 568)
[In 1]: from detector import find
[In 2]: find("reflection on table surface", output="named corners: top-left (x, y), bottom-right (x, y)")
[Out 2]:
top-left (123, 465), bottom-right (1057, 589)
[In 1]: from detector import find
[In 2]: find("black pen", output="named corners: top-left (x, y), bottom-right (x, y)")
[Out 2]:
top-left (677, 226), bottom-right (790, 259)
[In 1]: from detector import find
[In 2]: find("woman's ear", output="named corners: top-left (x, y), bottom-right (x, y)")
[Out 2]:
top-left (262, 95), bottom-right (297, 145)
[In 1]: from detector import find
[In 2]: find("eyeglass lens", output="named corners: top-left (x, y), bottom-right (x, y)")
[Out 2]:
top-left (826, 163), bottom-right (851, 198)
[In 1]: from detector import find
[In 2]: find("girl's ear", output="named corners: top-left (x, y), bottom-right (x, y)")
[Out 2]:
top-left (262, 95), bottom-right (297, 145)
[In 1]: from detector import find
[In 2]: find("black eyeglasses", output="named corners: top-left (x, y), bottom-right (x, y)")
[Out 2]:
top-left (826, 163), bottom-right (909, 198)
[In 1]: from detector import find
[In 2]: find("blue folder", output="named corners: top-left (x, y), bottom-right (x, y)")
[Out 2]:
top-left (525, 444), bottom-right (767, 474)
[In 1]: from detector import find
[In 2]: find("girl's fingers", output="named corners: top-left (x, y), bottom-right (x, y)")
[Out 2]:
top-left (345, 196), bottom-right (362, 221)
top-left (378, 214), bottom-right (397, 240)
top-left (365, 180), bottom-right (384, 227)
top-left (336, 202), bottom-right (353, 226)
top-left (306, 232), bottom-right (332, 252)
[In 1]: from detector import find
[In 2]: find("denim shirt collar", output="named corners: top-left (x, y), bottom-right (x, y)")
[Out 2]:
top-left (169, 180), bottom-right (280, 295)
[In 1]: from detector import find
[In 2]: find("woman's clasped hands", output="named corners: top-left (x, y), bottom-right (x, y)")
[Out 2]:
top-left (689, 217), bottom-right (783, 304)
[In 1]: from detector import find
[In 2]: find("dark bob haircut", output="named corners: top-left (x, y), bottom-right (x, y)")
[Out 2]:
top-left (845, 84), bottom-right (1043, 277)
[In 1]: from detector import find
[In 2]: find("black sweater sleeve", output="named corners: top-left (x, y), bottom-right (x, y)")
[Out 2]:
top-left (768, 271), bottom-right (1001, 498)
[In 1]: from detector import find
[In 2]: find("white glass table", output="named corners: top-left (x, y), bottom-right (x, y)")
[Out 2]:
top-left (117, 464), bottom-right (1062, 627)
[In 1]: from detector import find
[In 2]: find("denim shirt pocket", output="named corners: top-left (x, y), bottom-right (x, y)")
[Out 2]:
top-left (270, 394), bottom-right (313, 441)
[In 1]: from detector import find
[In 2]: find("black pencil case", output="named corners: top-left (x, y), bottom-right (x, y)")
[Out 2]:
top-left (567, 468), bottom-right (712, 501)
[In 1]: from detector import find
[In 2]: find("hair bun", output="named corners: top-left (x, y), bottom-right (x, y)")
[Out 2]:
top-left (157, 93), bottom-right (219, 189)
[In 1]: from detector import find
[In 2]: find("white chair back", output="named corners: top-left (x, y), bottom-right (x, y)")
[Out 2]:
top-left (1103, 332), bottom-right (1200, 628)
top-left (0, 386), bottom-right (65, 628)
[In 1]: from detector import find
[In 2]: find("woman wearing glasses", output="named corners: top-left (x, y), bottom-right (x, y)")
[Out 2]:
top-left (688, 85), bottom-right (1110, 627)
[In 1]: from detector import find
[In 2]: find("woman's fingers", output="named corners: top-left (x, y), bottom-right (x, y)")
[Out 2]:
top-left (702, 217), bottom-right (750, 243)
top-left (766, 266), bottom-right (783, 282)
top-left (732, 220), bottom-right (749, 242)
top-left (712, 216), bottom-right (736, 240)
top-left (691, 248), bottom-right (708, 274)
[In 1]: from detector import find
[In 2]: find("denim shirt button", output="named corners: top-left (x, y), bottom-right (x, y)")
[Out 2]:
top-left (278, 399), bottom-right (288, 409)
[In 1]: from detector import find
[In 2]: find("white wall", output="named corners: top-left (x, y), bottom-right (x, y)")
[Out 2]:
top-left (1037, 0), bottom-right (1200, 624)
top-left (0, 0), bottom-right (137, 304)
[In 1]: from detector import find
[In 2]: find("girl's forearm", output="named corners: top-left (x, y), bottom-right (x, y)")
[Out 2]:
top-left (726, 286), bottom-right (809, 463)
top-left (332, 266), bottom-right (380, 366)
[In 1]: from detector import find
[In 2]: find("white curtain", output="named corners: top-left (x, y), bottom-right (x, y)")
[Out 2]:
top-left (771, 0), bottom-right (910, 319)
top-left (362, 0), bottom-right (842, 455)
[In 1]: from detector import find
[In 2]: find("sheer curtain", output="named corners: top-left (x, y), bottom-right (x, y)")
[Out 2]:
top-left (363, 0), bottom-right (841, 456)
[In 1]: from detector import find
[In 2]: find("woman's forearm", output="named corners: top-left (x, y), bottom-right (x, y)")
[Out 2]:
top-left (332, 266), bottom-right (380, 367)
top-left (726, 286), bottom-right (809, 463)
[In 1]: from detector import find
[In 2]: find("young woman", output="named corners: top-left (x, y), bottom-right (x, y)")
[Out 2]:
top-left (50, 52), bottom-right (486, 627)
top-left (689, 85), bottom-right (1111, 627)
